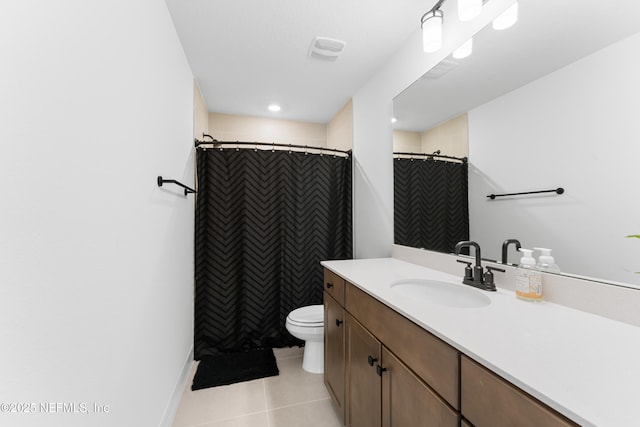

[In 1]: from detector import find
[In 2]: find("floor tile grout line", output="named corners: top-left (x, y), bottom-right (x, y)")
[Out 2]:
top-left (186, 409), bottom-right (270, 427)
top-left (267, 396), bottom-right (332, 412)
top-left (263, 379), bottom-right (272, 427)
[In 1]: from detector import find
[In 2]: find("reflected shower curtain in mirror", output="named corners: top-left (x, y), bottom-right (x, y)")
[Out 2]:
top-left (194, 148), bottom-right (352, 359)
top-left (394, 158), bottom-right (468, 253)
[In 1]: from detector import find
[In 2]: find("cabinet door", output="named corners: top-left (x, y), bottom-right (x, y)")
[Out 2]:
top-left (381, 347), bottom-right (459, 427)
top-left (324, 292), bottom-right (345, 423)
top-left (347, 315), bottom-right (381, 427)
top-left (461, 356), bottom-right (578, 427)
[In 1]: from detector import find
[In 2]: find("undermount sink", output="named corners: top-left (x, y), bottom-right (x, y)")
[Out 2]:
top-left (390, 279), bottom-right (491, 308)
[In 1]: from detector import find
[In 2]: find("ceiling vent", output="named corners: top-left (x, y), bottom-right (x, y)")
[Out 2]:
top-left (308, 37), bottom-right (346, 61)
top-left (421, 57), bottom-right (459, 79)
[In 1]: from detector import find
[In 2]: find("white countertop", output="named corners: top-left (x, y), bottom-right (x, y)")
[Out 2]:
top-left (322, 258), bottom-right (640, 427)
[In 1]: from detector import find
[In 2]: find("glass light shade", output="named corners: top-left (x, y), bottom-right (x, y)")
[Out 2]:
top-left (452, 38), bottom-right (473, 59)
top-left (458, 0), bottom-right (482, 22)
top-left (422, 10), bottom-right (443, 53)
top-left (493, 2), bottom-right (518, 30)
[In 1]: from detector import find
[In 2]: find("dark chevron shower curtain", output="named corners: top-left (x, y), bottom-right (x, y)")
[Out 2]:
top-left (394, 158), bottom-right (469, 253)
top-left (194, 148), bottom-right (352, 359)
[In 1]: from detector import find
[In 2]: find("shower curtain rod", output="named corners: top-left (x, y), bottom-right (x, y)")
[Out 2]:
top-left (195, 137), bottom-right (351, 156)
top-left (393, 151), bottom-right (467, 163)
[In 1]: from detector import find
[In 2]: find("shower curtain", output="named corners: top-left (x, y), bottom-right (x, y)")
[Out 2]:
top-left (394, 158), bottom-right (469, 253)
top-left (194, 147), bottom-right (352, 358)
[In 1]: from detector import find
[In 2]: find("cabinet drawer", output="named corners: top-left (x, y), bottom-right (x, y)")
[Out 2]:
top-left (461, 355), bottom-right (578, 427)
top-left (324, 268), bottom-right (345, 305)
top-left (345, 283), bottom-right (460, 409)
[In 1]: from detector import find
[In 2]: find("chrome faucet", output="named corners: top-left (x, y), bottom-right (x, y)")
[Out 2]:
top-left (454, 240), bottom-right (503, 291)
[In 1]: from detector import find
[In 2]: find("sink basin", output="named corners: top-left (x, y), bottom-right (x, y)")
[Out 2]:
top-left (390, 279), bottom-right (491, 308)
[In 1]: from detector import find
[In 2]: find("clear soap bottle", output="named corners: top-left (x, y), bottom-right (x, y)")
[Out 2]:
top-left (515, 248), bottom-right (543, 302)
top-left (534, 247), bottom-right (561, 273)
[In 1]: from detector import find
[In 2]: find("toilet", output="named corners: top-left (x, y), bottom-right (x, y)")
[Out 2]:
top-left (285, 305), bottom-right (324, 374)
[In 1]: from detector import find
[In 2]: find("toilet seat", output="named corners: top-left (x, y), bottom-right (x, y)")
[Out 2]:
top-left (286, 305), bottom-right (323, 327)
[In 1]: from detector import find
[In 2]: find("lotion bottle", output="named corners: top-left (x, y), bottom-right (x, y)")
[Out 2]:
top-left (515, 248), bottom-right (543, 302)
top-left (534, 247), bottom-right (561, 273)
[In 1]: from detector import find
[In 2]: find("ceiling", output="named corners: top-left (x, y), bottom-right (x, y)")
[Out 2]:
top-left (393, 0), bottom-right (640, 132)
top-left (165, 0), bottom-right (427, 124)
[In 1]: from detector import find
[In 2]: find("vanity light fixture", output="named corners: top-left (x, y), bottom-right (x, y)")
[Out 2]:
top-left (458, 0), bottom-right (483, 22)
top-left (493, 1), bottom-right (518, 30)
top-left (421, 0), bottom-right (518, 54)
top-left (452, 37), bottom-right (473, 59)
top-left (421, 8), bottom-right (444, 53)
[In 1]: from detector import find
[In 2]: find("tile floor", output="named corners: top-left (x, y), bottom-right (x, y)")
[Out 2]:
top-left (172, 347), bottom-right (343, 427)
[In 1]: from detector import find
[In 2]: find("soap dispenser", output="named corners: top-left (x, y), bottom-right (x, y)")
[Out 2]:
top-left (534, 247), bottom-right (561, 273)
top-left (515, 248), bottom-right (543, 302)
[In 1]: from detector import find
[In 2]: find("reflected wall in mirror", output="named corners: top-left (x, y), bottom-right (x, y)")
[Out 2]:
top-left (392, 0), bottom-right (640, 287)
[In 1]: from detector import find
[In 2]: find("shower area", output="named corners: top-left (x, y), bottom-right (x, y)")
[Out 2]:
top-left (393, 151), bottom-right (469, 253)
top-left (193, 140), bottom-right (352, 360)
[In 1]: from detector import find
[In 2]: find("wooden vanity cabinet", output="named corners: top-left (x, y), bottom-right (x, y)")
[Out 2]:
top-left (341, 274), bottom-right (459, 427)
top-left (324, 268), bottom-right (347, 423)
top-left (345, 282), bottom-right (460, 410)
top-left (324, 268), bottom-right (576, 427)
top-left (461, 355), bottom-right (578, 427)
top-left (346, 316), bottom-right (458, 427)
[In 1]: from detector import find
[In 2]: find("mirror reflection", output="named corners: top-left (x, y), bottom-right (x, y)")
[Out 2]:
top-left (393, 0), bottom-right (640, 287)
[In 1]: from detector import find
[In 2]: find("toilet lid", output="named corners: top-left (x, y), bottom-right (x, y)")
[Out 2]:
top-left (288, 305), bottom-right (323, 324)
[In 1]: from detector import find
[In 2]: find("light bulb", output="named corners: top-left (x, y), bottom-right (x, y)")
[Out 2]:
top-left (422, 10), bottom-right (443, 53)
top-left (493, 2), bottom-right (518, 30)
top-left (268, 104), bottom-right (281, 112)
top-left (458, 0), bottom-right (482, 22)
top-left (453, 38), bottom-right (473, 59)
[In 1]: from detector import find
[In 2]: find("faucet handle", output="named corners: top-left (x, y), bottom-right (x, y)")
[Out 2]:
top-left (456, 259), bottom-right (473, 281)
top-left (483, 266), bottom-right (505, 290)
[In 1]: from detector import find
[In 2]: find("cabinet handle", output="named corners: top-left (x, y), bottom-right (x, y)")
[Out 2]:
top-left (367, 355), bottom-right (378, 366)
top-left (376, 365), bottom-right (387, 376)
top-left (335, 319), bottom-right (343, 327)
top-left (326, 282), bottom-right (334, 289)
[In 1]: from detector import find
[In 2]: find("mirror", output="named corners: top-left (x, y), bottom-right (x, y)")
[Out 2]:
top-left (393, 0), bottom-right (640, 288)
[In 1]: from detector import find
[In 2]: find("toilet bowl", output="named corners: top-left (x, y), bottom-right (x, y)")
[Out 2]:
top-left (285, 305), bottom-right (324, 374)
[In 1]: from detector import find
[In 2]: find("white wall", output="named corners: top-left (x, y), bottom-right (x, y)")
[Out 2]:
top-left (208, 112), bottom-right (327, 147)
top-left (351, 0), bottom-right (515, 258)
top-left (0, 1), bottom-right (194, 426)
top-left (468, 31), bottom-right (640, 285)
top-left (327, 99), bottom-right (353, 151)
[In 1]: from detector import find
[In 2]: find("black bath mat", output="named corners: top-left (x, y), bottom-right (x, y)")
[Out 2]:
top-left (191, 348), bottom-right (279, 390)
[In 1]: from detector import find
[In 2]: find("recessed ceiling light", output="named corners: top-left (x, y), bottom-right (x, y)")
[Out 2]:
top-left (268, 104), bottom-right (281, 112)
top-left (391, 117), bottom-right (397, 123)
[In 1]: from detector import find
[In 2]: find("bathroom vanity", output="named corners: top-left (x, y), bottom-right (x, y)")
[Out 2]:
top-left (322, 258), bottom-right (640, 427)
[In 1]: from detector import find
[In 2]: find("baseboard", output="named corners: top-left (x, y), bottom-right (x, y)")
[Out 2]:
top-left (159, 346), bottom-right (194, 427)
